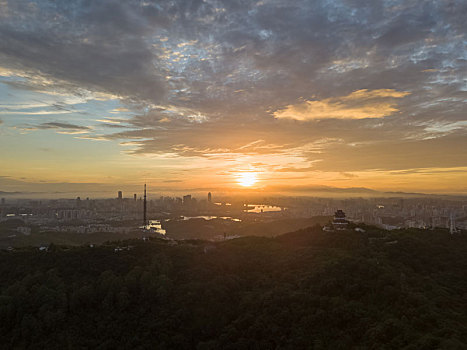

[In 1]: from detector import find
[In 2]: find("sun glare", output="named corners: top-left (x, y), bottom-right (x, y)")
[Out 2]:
top-left (237, 172), bottom-right (258, 187)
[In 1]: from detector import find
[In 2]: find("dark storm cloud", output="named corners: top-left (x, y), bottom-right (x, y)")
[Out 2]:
top-left (1, 0), bottom-right (466, 171)
top-left (0, 0), bottom-right (168, 102)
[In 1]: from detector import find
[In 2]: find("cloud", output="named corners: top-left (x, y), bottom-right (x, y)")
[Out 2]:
top-left (17, 122), bottom-right (91, 133)
top-left (0, 0), bottom-right (167, 103)
top-left (0, 110), bottom-right (74, 115)
top-left (0, 0), bottom-right (463, 120)
top-left (341, 172), bottom-right (358, 178)
top-left (95, 118), bottom-right (130, 128)
top-left (423, 121), bottom-right (467, 135)
top-left (273, 89), bottom-right (410, 121)
top-left (0, 0), bottom-right (466, 192)
top-left (75, 135), bottom-right (109, 141)
top-left (96, 118), bottom-right (122, 124)
top-left (310, 134), bottom-right (467, 172)
top-left (23, 122), bottom-right (92, 134)
top-left (110, 107), bottom-right (130, 113)
top-left (37, 122), bottom-right (91, 131)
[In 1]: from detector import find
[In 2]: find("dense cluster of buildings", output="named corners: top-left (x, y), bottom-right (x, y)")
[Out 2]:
top-left (1, 192), bottom-right (466, 235)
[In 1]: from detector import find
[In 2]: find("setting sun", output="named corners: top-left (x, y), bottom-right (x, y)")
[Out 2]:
top-left (237, 172), bottom-right (258, 187)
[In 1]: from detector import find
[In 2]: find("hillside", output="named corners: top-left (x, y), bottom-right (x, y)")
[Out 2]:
top-left (0, 226), bottom-right (466, 349)
top-left (0, 216), bottom-right (331, 247)
top-left (162, 216), bottom-right (330, 240)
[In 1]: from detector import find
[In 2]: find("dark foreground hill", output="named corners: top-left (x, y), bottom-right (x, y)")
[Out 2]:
top-left (0, 226), bottom-right (466, 349)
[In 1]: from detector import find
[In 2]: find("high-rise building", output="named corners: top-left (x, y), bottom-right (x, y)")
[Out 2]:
top-left (450, 212), bottom-right (457, 234)
top-left (208, 192), bottom-right (212, 203)
top-left (118, 191), bottom-right (122, 200)
top-left (183, 195), bottom-right (192, 206)
top-left (134, 193), bottom-right (137, 201)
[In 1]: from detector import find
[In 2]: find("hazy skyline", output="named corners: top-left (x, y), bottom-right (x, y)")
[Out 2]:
top-left (1, 0), bottom-right (466, 195)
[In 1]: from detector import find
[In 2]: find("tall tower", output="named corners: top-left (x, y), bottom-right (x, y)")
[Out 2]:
top-left (143, 184), bottom-right (147, 226)
top-left (208, 192), bottom-right (212, 203)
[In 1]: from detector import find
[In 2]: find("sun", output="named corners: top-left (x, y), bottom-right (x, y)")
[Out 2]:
top-left (237, 172), bottom-right (258, 187)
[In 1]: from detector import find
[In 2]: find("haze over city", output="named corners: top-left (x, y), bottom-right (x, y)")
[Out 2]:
top-left (0, 0), bottom-right (466, 197)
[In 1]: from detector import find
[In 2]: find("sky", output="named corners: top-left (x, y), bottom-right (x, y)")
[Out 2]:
top-left (0, 0), bottom-right (466, 197)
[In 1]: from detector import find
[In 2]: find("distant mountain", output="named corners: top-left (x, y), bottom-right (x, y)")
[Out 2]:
top-left (0, 191), bottom-right (23, 195)
top-left (269, 184), bottom-right (466, 198)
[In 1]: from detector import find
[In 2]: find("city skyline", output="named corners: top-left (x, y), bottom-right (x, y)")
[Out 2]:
top-left (1, 0), bottom-right (466, 195)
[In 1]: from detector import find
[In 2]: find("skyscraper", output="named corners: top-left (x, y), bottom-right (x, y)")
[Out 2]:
top-left (450, 212), bottom-right (457, 235)
top-left (183, 195), bottom-right (192, 206)
top-left (208, 192), bottom-right (212, 203)
top-left (118, 191), bottom-right (123, 200)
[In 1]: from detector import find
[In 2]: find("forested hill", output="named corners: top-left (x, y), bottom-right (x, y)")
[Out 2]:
top-left (1, 226), bottom-right (466, 349)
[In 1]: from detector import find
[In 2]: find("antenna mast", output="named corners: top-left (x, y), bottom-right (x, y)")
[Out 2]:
top-left (143, 183), bottom-right (147, 226)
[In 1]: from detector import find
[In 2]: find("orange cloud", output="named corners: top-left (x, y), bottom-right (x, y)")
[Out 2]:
top-left (274, 89), bottom-right (410, 121)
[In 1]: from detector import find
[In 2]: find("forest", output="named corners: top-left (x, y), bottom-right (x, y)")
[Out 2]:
top-left (0, 225), bottom-right (466, 349)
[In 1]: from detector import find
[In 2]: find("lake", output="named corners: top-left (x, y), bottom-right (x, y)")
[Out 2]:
top-left (244, 204), bottom-right (284, 213)
top-left (175, 216), bottom-right (241, 222)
